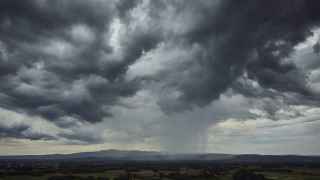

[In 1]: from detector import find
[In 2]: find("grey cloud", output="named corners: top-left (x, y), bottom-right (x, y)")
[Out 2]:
top-left (1, 0), bottom-right (320, 149)
top-left (0, 0), bottom-right (161, 124)
top-left (116, 0), bottom-right (141, 19)
top-left (314, 42), bottom-right (320, 54)
top-left (0, 124), bottom-right (56, 141)
top-left (58, 132), bottom-right (104, 145)
top-left (137, 0), bottom-right (320, 113)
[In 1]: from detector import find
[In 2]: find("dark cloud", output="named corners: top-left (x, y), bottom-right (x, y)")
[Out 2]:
top-left (58, 132), bottom-right (103, 145)
top-left (0, 0), bottom-right (161, 124)
top-left (141, 0), bottom-right (320, 112)
top-left (1, 0), bottom-right (320, 147)
top-left (314, 42), bottom-right (320, 54)
top-left (0, 124), bottom-right (56, 140)
top-left (116, 0), bottom-right (141, 19)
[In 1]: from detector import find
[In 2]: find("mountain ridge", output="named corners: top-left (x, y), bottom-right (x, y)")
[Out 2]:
top-left (1, 149), bottom-right (319, 164)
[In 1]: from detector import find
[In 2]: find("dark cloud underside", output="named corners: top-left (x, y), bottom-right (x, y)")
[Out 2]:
top-left (0, 123), bottom-right (55, 140)
top-left (0, 0), bottom-right (320, 146)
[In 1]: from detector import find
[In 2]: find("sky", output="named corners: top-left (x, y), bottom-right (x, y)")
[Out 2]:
top-left (0, 0), bottom-right (320, 155)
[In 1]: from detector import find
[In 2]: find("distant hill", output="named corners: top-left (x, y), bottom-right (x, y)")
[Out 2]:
top-left (0, 149), bottom-right (234, 161)
top-left (0, 150), bottom-right (319, 164)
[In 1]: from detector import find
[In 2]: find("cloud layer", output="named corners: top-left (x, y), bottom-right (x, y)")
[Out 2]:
top-left (0, 0), bottom-right (320, 154)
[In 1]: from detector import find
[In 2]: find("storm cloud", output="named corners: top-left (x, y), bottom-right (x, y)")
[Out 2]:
top-left (0, 0), bottom-right (320, 153)
top-left (0, 123), bottom-right (55, 140)
top-left (0, 0), bottom-right (152, 124)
